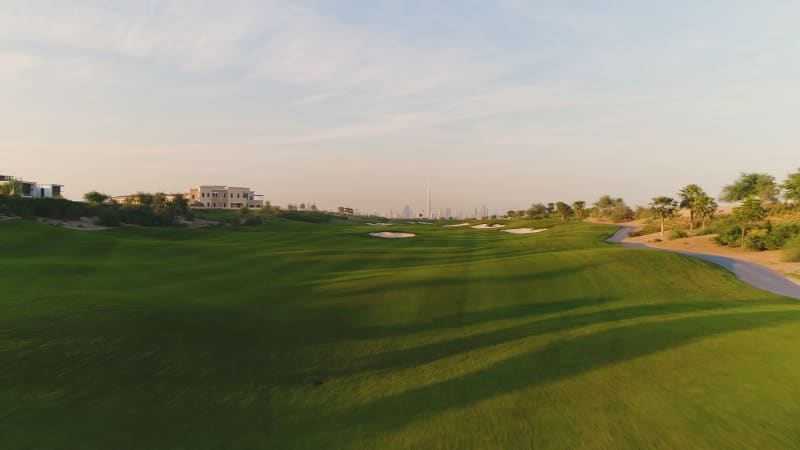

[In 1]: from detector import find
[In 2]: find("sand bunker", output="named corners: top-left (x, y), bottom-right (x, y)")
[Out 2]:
top-left (443, 223), bottom-right (471, 228)
top-left (369, 232), bottom-right (416, 239)
top-left (36, 217), bottom-right (109, 231)
top-left (502, 228), bottom-right (548, 234)
top-left (471, 224), bottom-right (506, 229)
top-left (366, 222), bottom-right (393, 226)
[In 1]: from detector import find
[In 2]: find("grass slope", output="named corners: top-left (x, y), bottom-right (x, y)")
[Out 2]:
top-left (1, 219), bottom-right (799, 449)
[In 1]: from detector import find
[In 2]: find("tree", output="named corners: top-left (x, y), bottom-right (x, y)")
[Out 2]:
top-left (733, 197), bottom-right (765, 248)
top-left (310, 203), bottom-right (318, 211)
top-left (781, 168), bottom-right (800, 203)
top-left (506, 210), bottom-right (516, 219)
top-left (134, 192), bottom-right (154, 208)
top-left (299, 203), bottom-right (306, 210)
top-left (83, 191), bottom-right (109, 207)
top-left (678, 184), bottom-right (706, 231)
top-left (650, 196), bottom-right (678, 237)
top-left (593, 195), bottom-right (633, 222)
top-left (595, 195), bottom-right (615, 211)
top-left (526, 203), bottom-right (548, 219)
top-left (721, 173), bottom-right (778, 203)
top-left (546, 203), bottom-right (555, 215)
top-left (555, 202), bottom-right (573, 221)
top-left (171, 194), bottom-right (190, 217)
top-left (694, 194), bottom-right (718, 230)
top-left (237, 206), bottom-right (251, 219)
top-left (0, 178), bottom-right (22, 197)
top-left (572, 201), bottom-right (586, 220)
top-left (258, 201), bottom-right (273, 217)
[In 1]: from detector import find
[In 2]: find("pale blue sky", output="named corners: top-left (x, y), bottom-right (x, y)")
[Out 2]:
top-left (2, 1), bottom-right (799, 213)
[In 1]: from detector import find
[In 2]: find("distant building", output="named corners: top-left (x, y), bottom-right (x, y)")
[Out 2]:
top-left (186, 185), bottom-right (264, 209)
top-left (112, 193), bottom-right (181, 205)
top-left (0, 174), bottom-right (63, 198)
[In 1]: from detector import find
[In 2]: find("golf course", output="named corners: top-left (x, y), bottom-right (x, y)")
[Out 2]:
top-left (2, 217), bottom-right (800, 449)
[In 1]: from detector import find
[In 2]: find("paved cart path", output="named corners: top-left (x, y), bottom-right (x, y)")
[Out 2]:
top-left (608, 226), bottom-right (800, 300)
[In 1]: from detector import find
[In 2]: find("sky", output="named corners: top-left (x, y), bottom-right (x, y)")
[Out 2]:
top-left (2, 0), bottom-right (800, 214)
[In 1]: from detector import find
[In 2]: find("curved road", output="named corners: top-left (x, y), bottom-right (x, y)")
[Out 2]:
top-left (608, 226), bottom-right (800, 300)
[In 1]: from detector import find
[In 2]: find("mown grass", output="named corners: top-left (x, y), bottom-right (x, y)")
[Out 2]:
top-left (1, 218), bottom-right (799, 449)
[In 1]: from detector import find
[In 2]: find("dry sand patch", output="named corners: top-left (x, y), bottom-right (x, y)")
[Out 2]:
top-left (502, 228), bottom-right (547, 234)
top-left (369, 232), bottom-right (416, 239)
top-left (471, 224), bottom-right (506, 229)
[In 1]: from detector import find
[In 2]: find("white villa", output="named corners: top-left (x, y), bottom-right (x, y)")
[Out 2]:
top-left (186, 185), bottom-right (264, 209)
top-left (0, 174), bottom-right (63, 198)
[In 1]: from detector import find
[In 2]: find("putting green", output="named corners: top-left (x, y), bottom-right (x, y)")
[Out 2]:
top-left (1, 218), bottom-right (799, 449)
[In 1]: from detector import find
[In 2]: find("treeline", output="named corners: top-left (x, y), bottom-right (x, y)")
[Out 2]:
top-left (507, 197), bottom-right (630, 222)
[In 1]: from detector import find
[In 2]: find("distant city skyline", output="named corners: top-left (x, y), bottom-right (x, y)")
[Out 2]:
top-left (3, 1), bottom-right (800, 212)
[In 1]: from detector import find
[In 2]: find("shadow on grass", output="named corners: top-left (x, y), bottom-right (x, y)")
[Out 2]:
top-left (294, 300), bottom-right (749, 382)
top-left (322, 263), bottom-right (603, 301)
top-left (328, 309), bottom-right (800, 435)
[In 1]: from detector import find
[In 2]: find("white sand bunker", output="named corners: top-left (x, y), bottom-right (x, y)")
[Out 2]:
top-left (502, 228), bottom-right (548, 234)
top-left (444, 223), bottom-right (471, 228)
top-left (366, 222), bottom-right (393, 226)
top-left (369, 232), bottom-right (416, 239)
top-left (472, 224), bottom-right (506, 229)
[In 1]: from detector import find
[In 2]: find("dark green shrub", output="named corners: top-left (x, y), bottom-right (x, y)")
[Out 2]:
top-left (668, 228), bottom-right (688, 240)
top-left (243, 215), bottom-right (263, 226)
top-left (696, 228), bottom-right (715, 236)
top-left (278, 211), bottom-right (334, 223)
top-left (743, 228), bottom-right (769, 250)
top-left (782, 235), bottom-right (800, 262)
top-left (763, 223), bottom-right (800, 250)
top-left (95, 208), bottom-right (121, 227)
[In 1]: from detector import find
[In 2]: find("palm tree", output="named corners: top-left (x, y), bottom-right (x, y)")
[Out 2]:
top-left (572, 201), bottom-right (586, 220)
top-left (678, 184), bottom-right (706, 231)
top-left (694, 194), bottom-right (718, 230)
top-left (650, 196), bottom-right (678, 237)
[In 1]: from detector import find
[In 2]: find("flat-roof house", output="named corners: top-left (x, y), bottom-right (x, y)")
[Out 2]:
top-left (0, 174), bottom-right (63, 198)
top-left (186, 185), bottom-right (264, 209)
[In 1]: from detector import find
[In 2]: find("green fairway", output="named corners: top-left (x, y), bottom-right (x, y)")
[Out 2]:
top-left (2, 218), bottom-right (800, 449)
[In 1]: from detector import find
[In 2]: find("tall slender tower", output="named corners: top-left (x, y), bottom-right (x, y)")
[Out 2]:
top-left (426, 178), bottom-right (431, 219)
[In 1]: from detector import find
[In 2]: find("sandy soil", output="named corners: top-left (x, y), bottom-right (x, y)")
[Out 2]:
top-left (443, 223), bottom-right (471, 228)
top-left (36, 217), bottom-right (110, 231)
top-left (502, 228), bottom-right (548, 234)
top-left (624, 231), bottom-right (800, 283)
top-left (472, 224), bottom-right (506, 229)
top-left (0, 214), bottom-right (19, 222)
top-left (369, 232), bottom-right (415, 239)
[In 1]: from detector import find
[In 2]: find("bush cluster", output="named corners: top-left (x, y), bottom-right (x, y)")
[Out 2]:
top-left (0, 197), bottom-right (87, 220)
top-left (714, 218), bottom-right (800, 250)
top-left (782, 235), bottom-right (800, 262)
top-left (0, 196), bottom-right (192, 227)
top-left (668, 228), bottom-right (688, 240)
